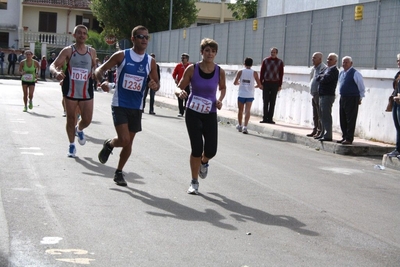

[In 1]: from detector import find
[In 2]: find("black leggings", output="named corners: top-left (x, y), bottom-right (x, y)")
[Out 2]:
top-left (185, 108), bottom-right (218, 158)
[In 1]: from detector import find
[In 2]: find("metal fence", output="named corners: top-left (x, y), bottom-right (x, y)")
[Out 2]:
top-left (148, 0), bottom-right (400, 69)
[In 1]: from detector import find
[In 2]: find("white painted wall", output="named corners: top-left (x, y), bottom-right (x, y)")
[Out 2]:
top-left (157, 63), bottom-right (396, 144)
top-left (0, 0), bottom-right (20, 48)
top-left (22, 7), bottom-right (86, 34)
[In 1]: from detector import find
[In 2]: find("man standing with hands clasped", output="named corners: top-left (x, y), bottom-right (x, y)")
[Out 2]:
top-left (259, 47), bottom-right (284, 124)
top-left (337, 56), bottom-right (365, 145)
top-left (96, 25), bottom-right (160, 187)
top-left (306, 52), bottom-right (326, 137)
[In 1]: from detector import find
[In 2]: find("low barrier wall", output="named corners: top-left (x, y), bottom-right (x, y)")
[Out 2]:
top-left (157, 63), bottom-right (396, 144)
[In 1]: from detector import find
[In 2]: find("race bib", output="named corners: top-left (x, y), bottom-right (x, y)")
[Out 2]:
top-left (188, 95), bottom-right (212, 114)
top-left (71, 67), bottom-right (88, 81)
top-left (22, 74), bottom-right (33, 81)
top-left (122, 73), bottom-right (144, 91)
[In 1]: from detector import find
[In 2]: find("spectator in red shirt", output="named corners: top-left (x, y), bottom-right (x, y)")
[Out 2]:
top-left (259, 47), bottom-right (284, 124)
top-left (40, 55), bottom-right (47, 80)
top-left (172, 53), bottom-right (190, 117)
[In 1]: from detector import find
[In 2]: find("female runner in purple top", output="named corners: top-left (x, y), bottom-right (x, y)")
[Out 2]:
top-left (176, 38), bottom-right (226, 195)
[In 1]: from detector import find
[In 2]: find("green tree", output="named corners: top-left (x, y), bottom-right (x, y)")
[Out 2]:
top-left (90, 0), bottom-right (198, 40)
top-left (86, 30), bottom-right (112, 51)
top-left (227, 0), bottom-right (258, 20)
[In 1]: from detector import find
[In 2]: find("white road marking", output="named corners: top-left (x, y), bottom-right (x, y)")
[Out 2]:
top-left (20, 152), bottom-right (44, 156)
top-left (320, 167), bottom-right (363, 176)
top-left (12, 131), bottom-right (29, 134)
top-left (20, 147), bottom-right (43, 156)
top-left (40, 237), bottom-right (63, 245)
top-left (56, 258), bottom-right (95, 264)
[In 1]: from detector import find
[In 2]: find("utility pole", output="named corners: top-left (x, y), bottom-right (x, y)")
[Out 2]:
top-left (169, 0), bottom-right (173, 30)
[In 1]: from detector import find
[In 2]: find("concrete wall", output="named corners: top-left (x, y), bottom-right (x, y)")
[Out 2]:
top-left (258, 0), bottom-right (377, 17)
top-left (157, 63), bottom-right (396, 144)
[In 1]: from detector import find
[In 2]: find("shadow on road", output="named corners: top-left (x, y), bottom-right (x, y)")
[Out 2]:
top-left (27, 111), bottom-right (55, 119)
top-left (73, 157), bottom-right (145, 186)
top-left (110, 187), bottom-right (237, 230)
top-left (201, 192), bottom-right (319, 237)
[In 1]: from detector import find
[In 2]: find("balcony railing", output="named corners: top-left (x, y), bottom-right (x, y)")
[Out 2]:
top-left (22, 0), bottom-right (91, 9)
top-left (24, 32), bottom-right (73, 48)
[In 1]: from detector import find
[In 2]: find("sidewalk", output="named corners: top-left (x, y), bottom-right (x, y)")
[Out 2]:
top-left (152, 95), bottom-right (400, 171)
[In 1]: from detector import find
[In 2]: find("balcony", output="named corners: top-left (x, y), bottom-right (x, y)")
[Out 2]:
top-left (23, 31), bottom-right (73, 48)
top-left (22, 0), bottom-right (91, 9)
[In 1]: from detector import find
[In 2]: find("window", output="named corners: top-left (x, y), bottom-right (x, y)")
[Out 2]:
top-left (76, 15), bottom-right (82, 25)
top-left (39, 12), bottom-right (57, 33)
top-left (0, 0), bottom-right (7, 10)
top-left (76, 15), bottom-right (90, 28)
top-left (0, 32), bottom-right (8, 48)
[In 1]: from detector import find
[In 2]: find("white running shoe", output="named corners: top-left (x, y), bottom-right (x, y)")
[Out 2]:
top-left (199, 163), bottom-right (209, 179)
top-left (67, 144), bottom-right (76, 158)
top-left (187, 183), bottom-right (199, 195)
top-left (75, 126), bottom-right (86, 145)
top-left (243, 127), bottom-right (248, 134)
top-left (236, 124), bottom-right (242, 132)
top-left (387, 150), bottom-right (400, 157)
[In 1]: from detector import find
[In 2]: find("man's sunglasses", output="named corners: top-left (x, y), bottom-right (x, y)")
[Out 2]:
top-left (135, 34), bottom-right (149, 40)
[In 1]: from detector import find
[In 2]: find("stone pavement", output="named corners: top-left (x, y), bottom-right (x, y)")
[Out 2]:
top-left (152, 95), bottom-right (400, 171)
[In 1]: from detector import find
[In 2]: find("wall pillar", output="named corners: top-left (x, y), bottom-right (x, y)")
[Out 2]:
top-left (41, 42), bottom-right (47, 58)
top-left (29, 42), bottom-right (35, 53)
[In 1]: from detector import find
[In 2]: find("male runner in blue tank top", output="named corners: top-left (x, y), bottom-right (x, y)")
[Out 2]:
top-left (95, 25), bottom-right (160, 186)
top-left (50, 25), bottom-right (97, 158)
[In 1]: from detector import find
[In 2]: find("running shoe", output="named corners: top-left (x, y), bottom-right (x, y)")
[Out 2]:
top-left (98, 139), bottom-right (113, 164)
top-left (75, 126), bottom-right (86, 145)
top-left (28, 100), bottom-right (33, 109)
top-left (236, 124), bottom-right (242, 132)
top-left (387, 150), bottom-right (400, 157)
top-left (23, 106), bottom-right (27, 112)
top-left (243, 127), bottom-right (248, 134)
top-left (62, 111), bottom-right (66, 117)
top-left (187, 182), bottom-right (199, 195)
top-left (199, 162), bottom-right (209, 179)
top-left (67, 144), bottom-right (76, 158)
top-left (114, 171), bottom-right (127, 186)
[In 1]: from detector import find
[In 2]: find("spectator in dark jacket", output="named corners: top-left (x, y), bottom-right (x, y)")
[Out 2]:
top-left (314, 53), bottom-right (339, 142)
top-left (8, 50), bottom-right (17, 75)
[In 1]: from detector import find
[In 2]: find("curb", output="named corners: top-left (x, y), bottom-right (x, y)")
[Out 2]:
top-left (154, 98), bottom-right (395, 158)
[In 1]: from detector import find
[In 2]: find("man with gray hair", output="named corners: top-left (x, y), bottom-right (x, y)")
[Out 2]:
top-left (337, 56), bottom-right (365, 145)
top-left (314, 53), bottom-right (339, 142)
top-left (307, 52), bottom-right (326, 137)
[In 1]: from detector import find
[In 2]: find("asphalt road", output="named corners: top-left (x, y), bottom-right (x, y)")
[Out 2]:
top-left (0, 79), bottom-right (399, 267)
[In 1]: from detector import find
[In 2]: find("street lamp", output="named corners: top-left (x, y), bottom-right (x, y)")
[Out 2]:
top-left (169, 0), bottom-right (173, 30)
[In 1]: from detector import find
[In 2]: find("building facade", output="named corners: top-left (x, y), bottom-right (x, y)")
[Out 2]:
top-left (0, 0), bottom-right (98, 52)
top-left (0, 0), bottom-right (234, 52)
